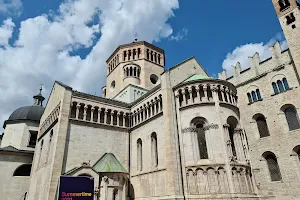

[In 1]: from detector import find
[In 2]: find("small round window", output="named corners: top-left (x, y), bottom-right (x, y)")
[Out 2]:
top-left (150, 74), bottom-right (158, 84)
top-left (110, 81), bottom-right (116, 91)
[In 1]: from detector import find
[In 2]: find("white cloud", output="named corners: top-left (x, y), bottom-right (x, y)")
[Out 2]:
top-left (0, 0), bottom-right (180, 133)
top-left (222, 33), bottom-right (288, 76)
top-left (0, 0), bottom-right (22, 15)
top-left (170, 28), bottom-right (188, 41)
top-left (0, 18), bottom-right (14, 46)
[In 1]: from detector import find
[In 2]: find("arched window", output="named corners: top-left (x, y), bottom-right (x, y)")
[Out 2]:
top-left (137, 138), bottom-right (143, 171)
top-left (191, 117), bottom-right (208, 160)
top-left (263, 152), bottom-right (282, 181)
top-left (256, 89), bottom-right (262, 100)
top-left (283, 78), bottom-right (289, 90)
top-left (247, 93), bottom-right (252, 103)
top-left (13, 164), bottom-right (32, 176)
top-left (279, 0), bottom-right (291, 11)
top-left (272, 77), bottom-right (290, 94)
top-left (247, 87), bottom-right (262, 103)
top-left (151, 132), bottom-right (158, 167)
top-left (254, 114), bottom-right (270, 138)
top-left (277, 80), bottom-right (284, 93)
top-left (227, 116), bottom-right (239, 157)
top-left (272, 82), bottom-right (279, 94)
top-left (284, 106), bottom-right (300, 130)
top-left (251, 91), bottom-right (257, 102)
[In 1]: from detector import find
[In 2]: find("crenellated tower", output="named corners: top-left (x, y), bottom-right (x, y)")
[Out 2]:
top-left (272, 0), bottom-right (300, 73)
top-left (102, 41), bottom-right (165, 98)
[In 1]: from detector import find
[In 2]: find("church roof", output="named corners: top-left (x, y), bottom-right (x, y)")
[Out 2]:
top-left (183, 74), bottom-right (215, 83)
top-left (92, 153), bottom-right (127, 173)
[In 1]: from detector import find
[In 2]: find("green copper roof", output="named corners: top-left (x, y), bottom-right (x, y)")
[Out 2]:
top-left (183, 74), bottom-right (215, 83)
top-left (92, 153), bottom-right (127, 173)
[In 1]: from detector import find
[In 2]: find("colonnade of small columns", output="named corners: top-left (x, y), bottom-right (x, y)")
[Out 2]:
top-left (108, 54), bottom-right (120, 73)
top-left (131, 94), bottom-right (163, 127)
top-left (70, 102), bottom-right (130, 128)
top-left (123, 48), bottom-right (142, 62)
top-left (146, 48), bottom-right (162, 65)
top-left (186, 165), bottom-right (254, 195)
top-left (123, 65), bottom-right (141, 78)
top-left (40, 104), bottom-right (60, 135)
top-left (175, 83), bottom-right (238, 107)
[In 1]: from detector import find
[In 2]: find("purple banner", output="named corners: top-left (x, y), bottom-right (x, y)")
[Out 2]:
top-left (58, 176), bottom-right (94, 200)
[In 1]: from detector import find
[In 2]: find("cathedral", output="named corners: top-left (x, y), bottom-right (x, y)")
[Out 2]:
top-left (1, 1), bottom-right (300, 200)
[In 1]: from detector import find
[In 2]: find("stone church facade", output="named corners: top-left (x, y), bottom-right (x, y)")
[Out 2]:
top-left (0, 1), bottom-right (300, 200)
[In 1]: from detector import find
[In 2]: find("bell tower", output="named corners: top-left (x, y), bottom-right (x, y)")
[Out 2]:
top-left (272, 0), bottom-right (300, 72)
top-left (103, 41), bottom-right (165, 98)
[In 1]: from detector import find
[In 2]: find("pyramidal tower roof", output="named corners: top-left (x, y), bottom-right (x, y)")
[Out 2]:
top-left (92, 153), bottom-right (127, 173)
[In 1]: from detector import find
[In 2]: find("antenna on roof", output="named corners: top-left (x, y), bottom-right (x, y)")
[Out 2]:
top-left (134, 32), bottom-right (138, 42)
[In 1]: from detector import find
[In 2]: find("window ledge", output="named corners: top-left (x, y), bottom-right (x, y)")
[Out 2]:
top-left (248, 99), bottom-right (263, 105)
top-left (271, 88), bottom-right (293, 97)
top-left (288, 128), bottom-right (300, 133)
top-left (269, 180), bottom-right (283, 183)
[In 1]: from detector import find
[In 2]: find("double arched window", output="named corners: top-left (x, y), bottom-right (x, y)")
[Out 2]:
top-left (191, 117), bottom-right (208, 160)
top-left (283, 106), bottom-right (300, 131)
top-left (151, 132), bottom-right (158, 167)
top-left (272, 78), bottom-right (289, 94)
top-left (253, 114), bottom-right (270, 138)
top-left (263, 152), bottom-right (282, 181)
top-left (247, 89), bottom-right (262, 103)
top-left (13, 164), bottom-right (32, 176)
top-left (137, 138), bottom-right (143, 171)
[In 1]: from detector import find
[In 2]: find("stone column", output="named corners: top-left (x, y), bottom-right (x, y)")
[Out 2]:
top-left (123, 113), bottom-right (126, 127)
top-left (104, 110), bottom-right (108, 124)
top-left (83, 105), bottom-right (88, 121)
top-left (195, 87), bottom-right (200, 103)
top-left (203, 85), bottom-right (208, 101)
top-left (182, 90), bottom-right (186, 106)
top-left (187, 87), bottom-right (192, 105)
top-left (91, 107), bottom-right (95, 122)
top-left (98, 109), bottom-right (101, 123)
top-left (157, 100), bottom-right (160, 113)
top-left (76, 104), bottom-right (81, 119)
top-left (117, 113), bottom-right (120, 126)
top-left (110, 112), bottom-right (114, 125)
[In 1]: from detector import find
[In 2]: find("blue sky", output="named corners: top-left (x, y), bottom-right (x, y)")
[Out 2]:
top-left (0, 0), bottom-right (286, 132)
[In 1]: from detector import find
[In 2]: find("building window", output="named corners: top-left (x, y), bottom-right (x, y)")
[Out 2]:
top-left (263, 152), bottom-right (282, 181)
top-left (28, 131), bottom-right (38, 147)
top-left (191, 117), bottom-right (208, 160)
top-left (13, 164), bottom-right (32, 176)
top-left (113, 189), bottom-right (118, 200)
top-left (279, 0), bottom-right (291, 11)
top-left (247, 89), bottom-right (262, 103)
top-left (284, 106), bottom-right (300, 131)
top-left (272, 78), bottom-right (290, 95)
top-left (137, 138), bottom-right (143, 171)
top-left (254, 114), bottom-right (270, 138)
top-left (151, 132), bottom-right (158, 167)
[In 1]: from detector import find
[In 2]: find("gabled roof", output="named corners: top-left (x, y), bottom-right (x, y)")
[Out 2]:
top-left (92, 153), bottom-right (127, 173)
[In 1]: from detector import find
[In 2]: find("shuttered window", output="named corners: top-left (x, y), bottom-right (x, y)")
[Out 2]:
top-left (265, 154), bottom-right (282, 181)
top-left (284, 107), bottom-right (300, 131)
top-left (256, 116), bottom-right (270, 138)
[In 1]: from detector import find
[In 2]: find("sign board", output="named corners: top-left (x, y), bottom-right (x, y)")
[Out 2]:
top-left (58, 176), bottom-right (94, 200)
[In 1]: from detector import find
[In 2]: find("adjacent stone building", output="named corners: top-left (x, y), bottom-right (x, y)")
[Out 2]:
top-left (0, 1), bottom-right (299, 200)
